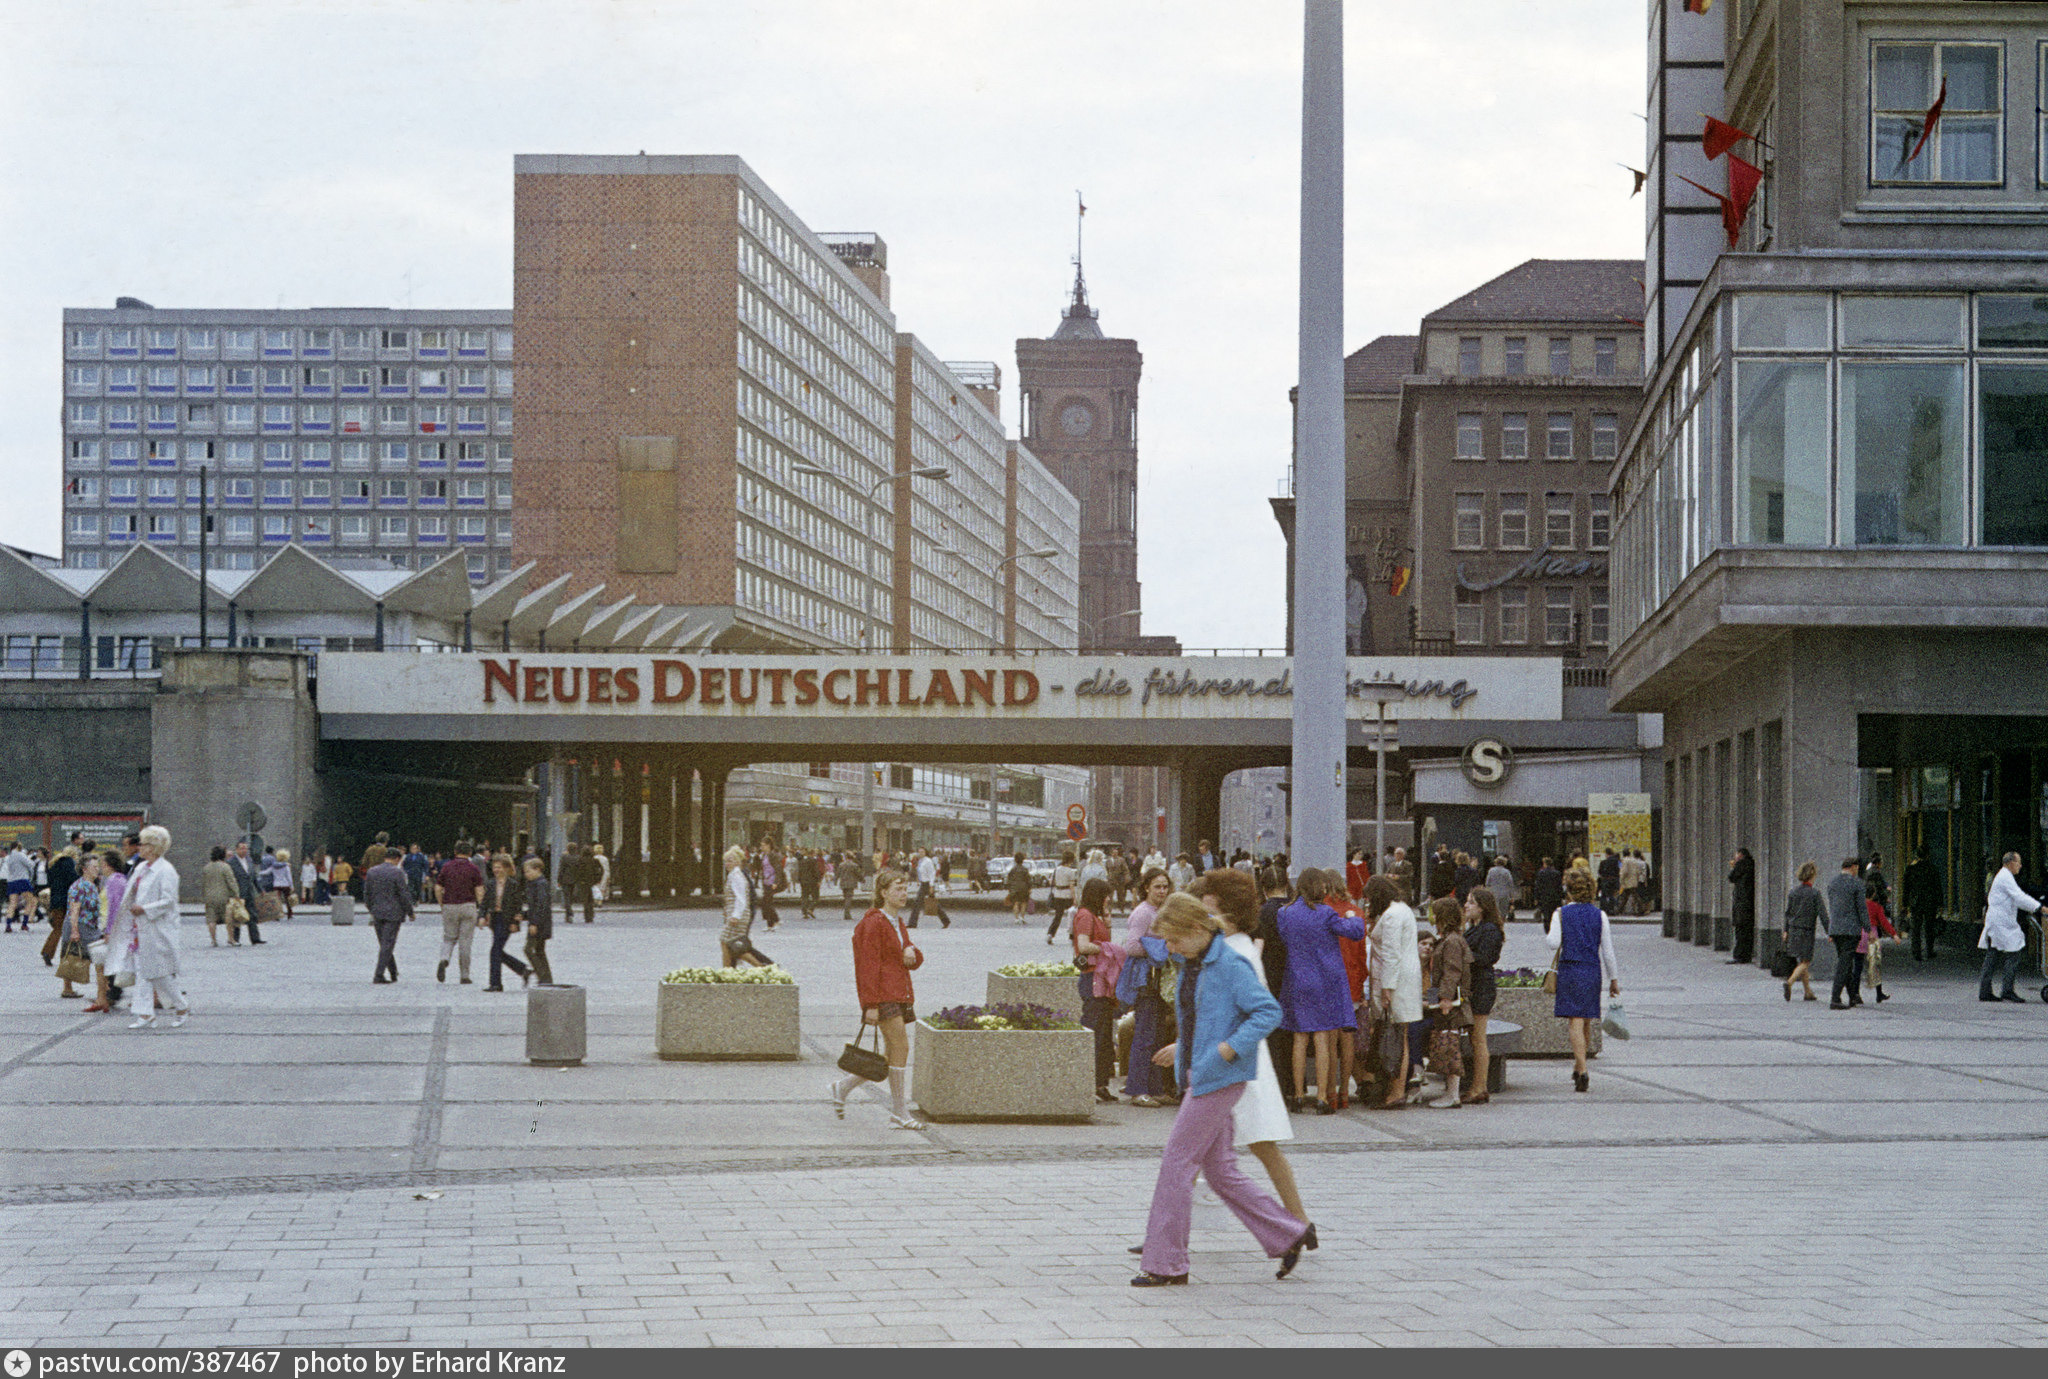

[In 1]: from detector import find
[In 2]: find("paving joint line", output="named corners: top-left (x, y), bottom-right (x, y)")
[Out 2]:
top-left (409, 1006), bottom-right (452, 1173)
top-left (0, 1013), bottom-right (103, 1082)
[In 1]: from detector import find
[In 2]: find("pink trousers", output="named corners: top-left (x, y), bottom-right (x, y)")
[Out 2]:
top-left (1139, 1081), bottom-right (1306, 1278)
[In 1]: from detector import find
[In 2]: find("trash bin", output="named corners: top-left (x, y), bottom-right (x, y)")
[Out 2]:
top-left (527, 983), bottom-right (586, 1066)
top-left (330, 894), bottom-right (355, 926)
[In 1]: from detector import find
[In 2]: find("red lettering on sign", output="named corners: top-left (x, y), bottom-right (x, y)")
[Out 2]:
top-left (700, 668), bottom-right (725, 705)
top-left (961, 669), bottom-right (996, 708)
top-left (551, 667), bottom-right (582, 704)
top-left (523, 667), bottom-right (550, 703)
top-left (923, 669), bottom-right (960, 707)
top-left (854, 669), bottom-right (889, 706)
top-left (897, 668), bottom-right (916, 704)
top-left (612, 667), bottom-right (640, 704)
top-left (764, 667), bottom-right (790, 705)
top-left (794, 668), bottom-right (820, 705)
top-left (729, 668), bottom-right (759, 705)
top-left (588, 668), bottom-right (613, 704)
top-left (651, 660), bottom-right (694, 703)
top-left (1003, 669), bottom-right (1039, 707)
top-left (483, 659), bottom-right (518, 704)
top-left (822, 669), bottom-right (850, 705)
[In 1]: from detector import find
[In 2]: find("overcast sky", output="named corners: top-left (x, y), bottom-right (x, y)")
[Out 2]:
top-left (0, 0), bottom-right (1644, 649)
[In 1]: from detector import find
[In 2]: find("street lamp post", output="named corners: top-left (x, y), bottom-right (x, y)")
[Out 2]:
top-left (1364, 688), bottom-right (1399, 877)
top-left (1292, 0), bottom-right (1347, 870)
top-left (793, 461), bottom-right (949, 858)
top-left (1065, 606), bottom-right (1141, 649)
top-left (981, 546), bottom-right (1058, 857)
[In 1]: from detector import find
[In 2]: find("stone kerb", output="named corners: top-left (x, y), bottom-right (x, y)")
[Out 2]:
top-left (1488, 985), bottom-right (1601, 1058)
top-left (656, 981), bottom-right (801, 1060)
top-left (985, 972), bottom-right (1083, 1024)
top-left (911, 1022), bottom-right (1095, 1123)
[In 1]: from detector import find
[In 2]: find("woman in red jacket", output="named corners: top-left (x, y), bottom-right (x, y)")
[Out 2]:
top-left (830, 868), bottom-right (926, 1129)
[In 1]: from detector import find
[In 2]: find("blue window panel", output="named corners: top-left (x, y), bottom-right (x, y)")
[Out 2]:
top-left (262, 532), bottom-right (290, 543)
top-left (457, 347), bottom-right (487, 358)
top-left (108, 384), bottom-right (137, 394)
top-left (108, 348), bottom-right (138, 358)
top-left (301, 497), bottom-right (330, 508)
top-left (341, 385), bottom-right (371, 396)
top-left (419, 348), bottom-right (448, 359)
top-left (379, 385), bottom-right (410, 397)
top-left (107, 421), bottom-right (137, 431)
top-left (455, 459), bottom-right (486, 470)
top-left (457, 422), bottom-right (485, 433)
top-left (301, 458), bottom-right (331, 470)
top-left (417, 497), bottom-right (446, 508)
top-left (262, 348), bottom-right (293, 358)
top-left (340, 496), bottom-right (369, 507)
top-left (223, 496), bottom-right (252, 507)
top-left (302, 386), bottom-right (333, 397)
top-left (302, 532), bottom-right (330, 543)
top-left (262, 459), bottom-right (292, 470)
top-left (107, 456), bottom-right (138, 469)
top-left (225, 386), bottom-right (254, 396)
top-left (147, 385), bottom-right (177, 395)
top-left (303, 348), bottom-right (331, 358)
top-left (418, 534), bottom-right (448, 544)
top-left (108, 496), bottom-right (137, 505)
top-left (147, 531), bottom-right (177, 542)
top-left (187, 384), bottom-right (215, 395)
top-left (301, 421), bottom-right (331, 433)
top-left (457, 533), bottom-right (485, 544)
top-left (145, 457), bottom-right (178, 469)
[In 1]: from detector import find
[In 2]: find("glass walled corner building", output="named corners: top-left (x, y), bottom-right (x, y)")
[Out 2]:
top-left (1616, 0), bottom-right (2048, 957)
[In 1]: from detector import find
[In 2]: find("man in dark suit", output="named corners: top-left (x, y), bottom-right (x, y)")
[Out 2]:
top-left (363, 845), bottom-right (414, 983)
top-left (797, 849), bottom-right (822, 919)
top-left (228, 841), bottom-right (267, 945)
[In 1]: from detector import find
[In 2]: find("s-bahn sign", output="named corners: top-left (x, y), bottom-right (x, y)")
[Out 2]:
top-left (318, 654), bottom-right (1563, 723)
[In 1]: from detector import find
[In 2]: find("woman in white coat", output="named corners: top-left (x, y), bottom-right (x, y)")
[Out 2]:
top-left (122, 825), bottom-right (190, 1029)
top-left (1365, 874), bottom-right (1423, 1107)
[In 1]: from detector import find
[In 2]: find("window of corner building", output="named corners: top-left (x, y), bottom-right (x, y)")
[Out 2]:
top-left (1546, 412), bottom-right (1574, 460)
top-left (1503, 337), bottom-right (1526, 375)
top-left (1595, 337), bottom-right (1617, 376)
top-left (1457, 337), bottom-right (1480, 376)
top-left (1841, 296), bottom-right (1966, 349)
top-left (1871, 42), bottom-right (2002, 186)
top-left (1455, 413), bottom-right (1483, 459)
top-left (1501, 413), bottom-right (1529, 460)
top-left (1590, 493), bottom-right (1613, 550)
top-left (1977, 294), bottom-right (2048, 349)
top-left (1497, 586), bottom-right (1528, 644)
top-left (1841, 362), bottom-right (1967, 546)
top-left (1453, 493), bottom-right (1484, 549)
top-left (1589, 587), bottom-right (1610, 645)
top-left (1979, 365), bottom-right (2048, 547)
top-left (1454, 588), bottom-right (1484, 645)
top-left (1543, 586), bottom-right (1574, 644)
top-left (1499, 493), bottom-right (1529, 549)
top-left (1546, 493), bottom-right (1575, 549)
top-left (1735, 294), bottom-right (1832, 350)
top-left (1735, 359), bottom-right (1829, 544)
top-left (1549, 338), bottom-right (1572, 375)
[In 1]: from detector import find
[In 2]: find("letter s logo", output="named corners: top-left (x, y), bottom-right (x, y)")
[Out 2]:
top-left (1461, 737), bottom-right (1514, 789)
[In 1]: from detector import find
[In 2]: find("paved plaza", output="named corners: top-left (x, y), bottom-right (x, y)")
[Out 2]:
top-left (3, 897), bottom-right (2046, 1347)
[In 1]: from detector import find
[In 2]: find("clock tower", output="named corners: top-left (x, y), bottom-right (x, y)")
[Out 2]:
top-left (1015, 264), bottom-right (1152, 654)
top-left (1018, 253), bottom-right (1181, 856)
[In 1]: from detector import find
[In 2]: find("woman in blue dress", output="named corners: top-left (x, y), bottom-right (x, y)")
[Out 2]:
top-left (1275, 868), bottom-right (1365, 1114)
top-left (1544, 867), bottom-right (1621, 1092)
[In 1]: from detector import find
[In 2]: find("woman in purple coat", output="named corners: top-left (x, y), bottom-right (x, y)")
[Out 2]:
top-left (1275, 868), bottom-right (1365, 1114)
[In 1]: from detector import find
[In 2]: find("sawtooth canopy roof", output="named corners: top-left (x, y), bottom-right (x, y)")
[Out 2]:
top-left (381, 550), bottom-right (476, 619)
top-left (468, 562), bottom-right (538, 626)
top-left (226, 543), bottom-right (380, 614)
top-left (1422, 259), bottom-right (1644, 326)
top-left (1345, 335), bottom-right (1420, 394)
top-left (0, 543), bottom-right (101, 614)
top-left (86, 543), bottom-right (228, 613)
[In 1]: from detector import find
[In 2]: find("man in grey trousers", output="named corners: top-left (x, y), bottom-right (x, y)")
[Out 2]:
top-left (1825, 857), bottom-right (1868, 1010)
top-left (363, 846), bottom-right (415, 984)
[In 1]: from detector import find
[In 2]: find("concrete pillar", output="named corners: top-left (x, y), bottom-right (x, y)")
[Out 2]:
top-left (1177, 756), bottom-right (1228, 863)
top-left (617, 752), bottom-right (644, 901)
top-left (149, 651), bottom-right (318, 900)
top-left (648, 754), bottom-right (677, 903)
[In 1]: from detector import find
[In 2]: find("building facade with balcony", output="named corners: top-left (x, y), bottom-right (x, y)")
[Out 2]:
top-left (1612, 0), bottom-right (2048, 955)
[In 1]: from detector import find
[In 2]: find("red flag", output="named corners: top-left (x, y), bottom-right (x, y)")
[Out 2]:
top-left (1903, 76), bottom-right (1946, 168)
top-left (1682, 0), bottom-right (1711, 12)
top-left (1702, 116), bottom-right (1756, 160)
top-left (1727, 153), bottom-right (1763, 220)
top-left (1678, 174), bottom-right (1746, 247)
top-left (1388, 566), bottom-right (1412, 598)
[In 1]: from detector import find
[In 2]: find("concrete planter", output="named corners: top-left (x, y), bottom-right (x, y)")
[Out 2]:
top-left (985, 972), bottom-right (1084, 1024)
top-left (1489, 985), bottom-right (1601, 1058)
top-left (656, 981), bottom-right (801, 1061)
top-left (911, 1021), bottom-right (1094, 1122)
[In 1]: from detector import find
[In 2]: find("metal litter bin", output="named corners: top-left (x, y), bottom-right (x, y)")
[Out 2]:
top-left (527, 983), bottom-right (586, 1066)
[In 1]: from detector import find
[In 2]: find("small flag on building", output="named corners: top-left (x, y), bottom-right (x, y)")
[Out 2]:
top-left (1902, 76), bottom-right (1947, 169)
top-left (1389, 566), bottom-right (1412, 597)
top-left (1702, 116), bottom-right (1759, 160)
top-left (1682, 0), bottom-right (1711, 12)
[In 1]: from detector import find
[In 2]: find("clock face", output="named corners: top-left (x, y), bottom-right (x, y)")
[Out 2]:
top-left (1059, 403), bottom-right (1095, 438)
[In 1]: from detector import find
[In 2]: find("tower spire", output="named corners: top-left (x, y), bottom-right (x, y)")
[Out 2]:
top-left (1053, 190), bottom-right (1102, 339)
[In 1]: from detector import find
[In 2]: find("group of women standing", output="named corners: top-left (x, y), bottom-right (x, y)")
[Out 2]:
top-left (53, 826), bottom-right (187, 1026)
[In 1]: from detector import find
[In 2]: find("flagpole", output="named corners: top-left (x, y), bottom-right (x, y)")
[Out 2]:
top-left (1292, 0), bottom-right (1347, 872)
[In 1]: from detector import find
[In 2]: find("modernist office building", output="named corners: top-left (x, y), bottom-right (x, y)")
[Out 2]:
top-left (1612, 0), bottom-right (2048, 957)
top-left (1274, 261), bottom-right (1662, 869)
top-left (60, 307), bottom-right (516, 579)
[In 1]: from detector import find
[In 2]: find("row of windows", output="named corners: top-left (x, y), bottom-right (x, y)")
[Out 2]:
top-left (68, 439), bottom-right (514, 469)
top-left (736, 565), bottom-right (867, 648)
top-left (1457, 336), bottom-right (1621, 379)
top-left (66, 364), bottom-right (511, 395)
top-left (1454, 411), bottom-right (1620, 462)
top-left (737, 190), bottom-right (893, 355)
top-left (71, 476), bottom-right (509, 504)
top-left (1453, 491), bottom-right (1613, 552)
top-left (1452, 585), bottom-right (1609, 647)
top-left (66, 401), bottom-right (512, 431)
top-left (61, 548), bottom-right (515, 577)
top-left (64, 325), bottom-right (511, 357)
top-left (71, 513), bottom-right (511, 542)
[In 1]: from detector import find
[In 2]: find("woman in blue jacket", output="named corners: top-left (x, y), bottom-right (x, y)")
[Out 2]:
top-left (1131, 894), bottom-right (1312, 1287)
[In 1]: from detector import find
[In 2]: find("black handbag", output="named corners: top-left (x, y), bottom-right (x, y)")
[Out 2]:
top-left (837, 1021), bottom-right (889, 1082)
top-left (1770, 950), bottom-right (1797, 980)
